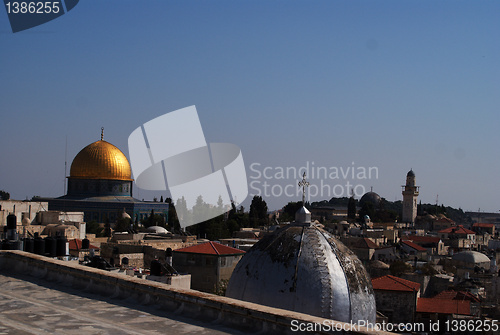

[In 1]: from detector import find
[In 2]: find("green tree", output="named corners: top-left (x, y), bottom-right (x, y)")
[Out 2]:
top-left (249, 195), bottom-right (268, 227)
top-left (142, 209), bottom-right (166, 228)
top-left (419, 263), bottom-right (437, 276)
top-left (358, 201), bottom-right (375, 224)
top-left (165, 197), bottom-right (181, 232)
top-left (347, 196), bottom-right (357, 220)
top-left (175, 196), bottom-right (189, 225)
top-left (0, 190), bottom-right (10, 200)
top-left (280, 201), bottom-right (304, 222)
top-left (114, 217), bottom-right (132, 232)
top-left (86, 220), bottom-right (104, 237)
top-left (104, 219), bottom-right (111, 237)
top-left (389, 260), bottom-right (412, 276)
top-left (214, 279), bottom-right (229, 296)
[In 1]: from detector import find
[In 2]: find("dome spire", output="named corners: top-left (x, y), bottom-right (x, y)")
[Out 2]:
top-left (298, 172), bottom-right (309, 204)
top-left (101, 127), bottom-right (104, 141)
top-left (295, 172), bottom-right (311, 225)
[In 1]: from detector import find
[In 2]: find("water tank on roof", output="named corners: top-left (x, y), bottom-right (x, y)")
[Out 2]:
top-left (2, 240), bottom-right (21, 250)
top-left (1, 240), bottom-right (8, 250)
top-left (23, 238), bottom-right (34, 253)
top-left (45, 237), bottom-right (57, 257)
top-left (150, 259), bottom-right (162, 276)
top-left (34, 238), bottom-right (45, 255)
top-left (82, 238), bottom-right (90, 249)
top-left (10, 240), bottom-right (21, 251)
top-left (6, 214), bottom-right (16, 230)
top-left (165, 247), bottom-right (173, 266)
top-left (56, 236), bottom-right (68, 257)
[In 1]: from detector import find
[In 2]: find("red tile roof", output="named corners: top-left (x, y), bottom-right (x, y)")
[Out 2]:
top-left (401, 240), bottom-right (427, 252)
top-left (433, 290), bottom-right (481, 303)
top-left (417, 298), bottom-right (471, 315)
top-left (438, 225), bottom-right (475, 235)
top-left (372, 275), bottom-right (421, 292)
top-left (473, 222), bottom-right (494, 228)
top-left (174, 241), bottom-right (245, 255)
top-left (69, 239), bottom-right (99, 251)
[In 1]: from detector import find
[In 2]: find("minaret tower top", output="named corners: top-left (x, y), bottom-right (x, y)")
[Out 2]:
top-left (402, 169), bottom-right (419, 224)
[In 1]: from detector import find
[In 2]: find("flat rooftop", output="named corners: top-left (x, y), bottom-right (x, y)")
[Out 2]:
top-left (0, 251), bottom-right (387, 335)
top-left (0, 272), bottom-right (239, 335)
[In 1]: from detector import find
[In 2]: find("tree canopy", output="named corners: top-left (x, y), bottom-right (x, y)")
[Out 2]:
top-left (0, 190), bottom-right (10, 200)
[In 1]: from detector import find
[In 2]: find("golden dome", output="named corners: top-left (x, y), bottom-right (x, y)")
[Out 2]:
top-left (70, 140), bottom-right (132, 181)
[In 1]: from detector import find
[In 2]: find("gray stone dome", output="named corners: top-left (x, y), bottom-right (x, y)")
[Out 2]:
top-left (452, 251), bottom-right (490, 264)
top-left (226, 224), bottom-right (376, 324)
top-left (359, 191), bottom-right (381, 207)
top-left (407, 169), bottom-right (415, 177)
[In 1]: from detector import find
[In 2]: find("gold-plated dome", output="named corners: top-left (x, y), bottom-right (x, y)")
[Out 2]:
top-left (70, 140), bottom-right (132, 181)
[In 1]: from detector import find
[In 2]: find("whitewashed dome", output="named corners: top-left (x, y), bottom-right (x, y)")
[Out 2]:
top-left (146, 226), bottom-right (169, 234)
top-left (226, 222), bottom-right (376, 324)
top-left (452, 251), bottom-right (490, 264)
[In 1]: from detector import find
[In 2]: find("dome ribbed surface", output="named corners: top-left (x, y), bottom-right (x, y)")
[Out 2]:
top-left (226, 225), bottom-right (376, 324)
top-left (70, 140), bottom-right (132, 181)
top-left (452, 251), bottom-right (490, 264)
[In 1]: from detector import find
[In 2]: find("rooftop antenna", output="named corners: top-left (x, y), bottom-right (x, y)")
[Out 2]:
top-left (298, 172), bottom-right (309, 204)
top-left (64, 135), bottom-right (68, 195)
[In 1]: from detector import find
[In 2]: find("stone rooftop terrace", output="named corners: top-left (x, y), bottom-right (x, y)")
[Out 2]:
top-left (0, 251), bottom-right (391, 335)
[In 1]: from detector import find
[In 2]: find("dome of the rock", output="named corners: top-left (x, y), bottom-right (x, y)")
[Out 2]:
top-left (70, 140), bottom-right (132, 181)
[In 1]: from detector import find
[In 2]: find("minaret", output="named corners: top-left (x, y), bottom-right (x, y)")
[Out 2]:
top-left (402, 169), bottom-right (419, 224)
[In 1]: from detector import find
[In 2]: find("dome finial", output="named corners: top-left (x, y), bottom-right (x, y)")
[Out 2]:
top-left (298, 172), bottom-right (309, 204)
top-left (101, 127), bottom-right (104, 141)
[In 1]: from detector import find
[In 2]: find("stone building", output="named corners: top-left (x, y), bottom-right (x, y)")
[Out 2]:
top-left (173, 241), bottom-right (245, 293)
top-left (432, 216), bottom-right (456, 231)
top-left (438, 225), bottom-right (476, 251)
top-left (415, 298), bottom-right (473, 328)
top-left (41, 130), bottom-right (168, 224)
top-left (402, 235), bottom-right (446, 255)
top-left (347, 237), bottom-right (380, 262)
top-left (0, 200), bottom-right (48, 227)
top-left (0, 201), bottom-right (86, 241)
top-left (400, 240), bottom-right (428, 260)
top-left (371, 275), bottom-right (421, 324)
top-left (472, 222), bottom-right (495, 235)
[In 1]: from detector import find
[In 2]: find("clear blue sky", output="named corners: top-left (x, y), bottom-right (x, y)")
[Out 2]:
top-left (1, 1), bottom-right (499, 212)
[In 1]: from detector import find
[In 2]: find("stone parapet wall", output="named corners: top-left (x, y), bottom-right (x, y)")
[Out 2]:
top-left (0, 250), bottom-right (390, 335)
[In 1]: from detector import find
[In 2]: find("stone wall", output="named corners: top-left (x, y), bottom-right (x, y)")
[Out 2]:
top-left (0, 250), bottom-right (391, 335)
top-left (373, 290), bottom-right (418, 324)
